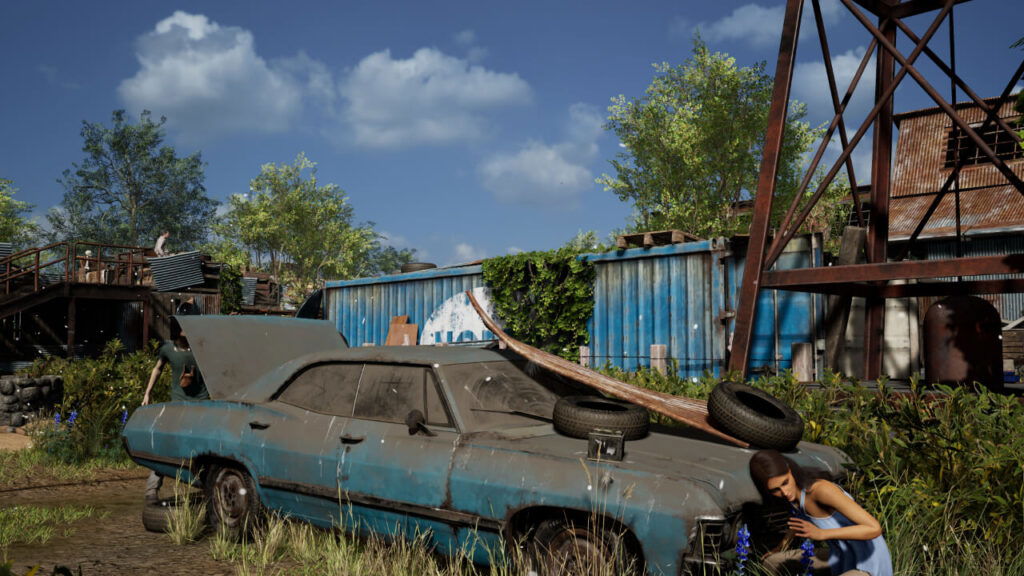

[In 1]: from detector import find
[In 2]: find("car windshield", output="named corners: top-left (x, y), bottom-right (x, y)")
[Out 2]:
top-left (444, 359), bottom-right (589, 430)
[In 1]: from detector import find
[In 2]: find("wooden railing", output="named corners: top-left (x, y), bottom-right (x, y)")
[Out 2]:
top-left (0, 241), bottom-right (152, 296)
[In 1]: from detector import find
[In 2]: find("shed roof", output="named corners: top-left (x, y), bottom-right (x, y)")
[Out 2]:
top-left (889, 96), bottom-right (1024, 240)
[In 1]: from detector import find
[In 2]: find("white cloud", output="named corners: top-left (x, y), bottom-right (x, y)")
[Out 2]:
top-left (507, 246), bottom-right (524, 255)
top-left (118, 11), bottom-right (305, 141)
top-left (479, 103), bottom-right (604, 208)
top-left (695, 0), bottom-right (842, 48)
top-left (340, 48), bottom-right (530, 148)
top-left (453, 242), bottom-right (486, 263)
top-left (792, 46), bottom-right (876, 127)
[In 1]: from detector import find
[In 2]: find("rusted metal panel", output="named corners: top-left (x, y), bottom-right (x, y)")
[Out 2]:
top-left (891, 98), bottom-right (1024, 239)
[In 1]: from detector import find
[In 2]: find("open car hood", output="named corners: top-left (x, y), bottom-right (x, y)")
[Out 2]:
top-left (176, 315), bottom-right (348, 402)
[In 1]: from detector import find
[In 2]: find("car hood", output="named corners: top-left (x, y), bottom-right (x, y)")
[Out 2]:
top-left (176, 315), bottom-right (348, 402)
top-left (467, 424), bottom-right (849, 511)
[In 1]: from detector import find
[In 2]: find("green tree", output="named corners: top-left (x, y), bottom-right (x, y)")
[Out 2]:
top-left (599, 38), bottom-right (827, 238)
top-left (0, 179), bottom-right (40, 247)
top-left (214, 154), bottom-right (414, 303)
top-left (47, 110), bottom-right (216, 249)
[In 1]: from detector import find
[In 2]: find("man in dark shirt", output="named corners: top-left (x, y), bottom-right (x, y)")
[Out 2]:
top-left (141, 317), bottom-right (208, 502)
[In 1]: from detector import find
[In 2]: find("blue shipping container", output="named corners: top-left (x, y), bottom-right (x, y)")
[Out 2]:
top-left (325, 236), bottom-right (820, 378)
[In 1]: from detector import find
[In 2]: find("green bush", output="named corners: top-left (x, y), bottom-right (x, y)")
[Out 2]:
top-left (606, 367), bottom-right (1024, 572)
top-left (482, 246), bottom-right (595, 361)
top-left (21, 339), bottom-right (168, 464)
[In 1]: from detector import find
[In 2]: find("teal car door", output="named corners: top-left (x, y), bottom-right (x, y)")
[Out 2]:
top-left (337, 363), bottom-right (463, 547)
top-left (253, 362), bottom-right (363, 527)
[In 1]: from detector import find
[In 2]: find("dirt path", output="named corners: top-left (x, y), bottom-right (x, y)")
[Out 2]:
top-left (2, 472), bottom-right (237, 576)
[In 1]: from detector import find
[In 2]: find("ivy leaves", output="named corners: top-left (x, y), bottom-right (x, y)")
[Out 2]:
top-left (482, 247), bottom-right (595, 361)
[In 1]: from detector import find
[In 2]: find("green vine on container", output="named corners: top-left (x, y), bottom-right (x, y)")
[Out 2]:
top-left (482, 246), bottom-right (595, 361)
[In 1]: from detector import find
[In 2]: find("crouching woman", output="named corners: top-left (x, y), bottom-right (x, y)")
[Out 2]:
top-left (749, 449), bottom-right (892, 576)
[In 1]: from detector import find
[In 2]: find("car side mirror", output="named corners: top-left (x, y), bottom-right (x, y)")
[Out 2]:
top-left (405, 409), bottom-right (436, 437)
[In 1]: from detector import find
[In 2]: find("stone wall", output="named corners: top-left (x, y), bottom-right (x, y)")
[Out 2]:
top-left (0, 375), bottom-right (63, 427)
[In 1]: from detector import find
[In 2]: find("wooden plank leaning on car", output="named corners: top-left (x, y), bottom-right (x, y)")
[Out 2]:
top-left (465, 290), bottom-right (749, 448)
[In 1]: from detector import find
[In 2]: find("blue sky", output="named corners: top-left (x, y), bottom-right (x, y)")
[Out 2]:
top-left (2, 1), bottom-right (1021, 267)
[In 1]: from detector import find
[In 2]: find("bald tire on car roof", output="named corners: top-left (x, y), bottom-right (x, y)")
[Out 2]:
top-left (707, 381), bottom-right (804, 451)
top-left (206, 465), bottom-right (263, 540)
top-left (552, 396), bottom-right (650, 441)
top-left (528, 515), bottom-right (639, 576)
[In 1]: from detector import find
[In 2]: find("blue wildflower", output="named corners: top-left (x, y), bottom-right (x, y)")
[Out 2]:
top-left (54, 413), bottom-right (61, 425)
top-left (800, 538), bottom-right (816, 575)
top-left (734, 523), bottom-right (751, 575)
top-left (67, 410), bottom-right (78, 427)
top-left (120, 409), bottom-right (128, 425)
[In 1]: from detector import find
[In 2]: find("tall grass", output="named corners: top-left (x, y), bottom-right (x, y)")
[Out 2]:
top-left (611, 367), bottom-right (1024, 574)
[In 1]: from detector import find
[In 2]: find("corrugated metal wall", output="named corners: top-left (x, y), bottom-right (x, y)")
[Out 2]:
top-left (325, 238), bottom-right (819, 378)
top-left (584, 240), bottom-right (729, 376)
top-left (325, 266), bottom-right (484, 347)
top-left (916, 234), bottom-right (1024, 321)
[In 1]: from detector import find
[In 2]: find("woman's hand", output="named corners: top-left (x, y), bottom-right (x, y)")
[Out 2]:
top-left (788, 517), bottom-right (824, 540)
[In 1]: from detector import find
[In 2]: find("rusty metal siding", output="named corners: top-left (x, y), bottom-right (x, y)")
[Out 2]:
top-left (325, 267), bottom-right (485, 347)
top-left (891, 98), bottom-right (1024, 239)
top-left (917, 234), bottom-right (1024, 321)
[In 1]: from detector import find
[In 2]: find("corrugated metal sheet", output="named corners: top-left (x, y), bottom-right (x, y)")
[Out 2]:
top-left (724, 236), bottom-right (820, 377)
top-left (915, 235), bottom-right (1024, 321)
top-left (584, 240), bottom-right (728, 377)
top-left (241, 277), bottom-right (258, 306)
top-left (324, 238), bottom-right (819, 379)
top-left (325, 266), bottom-right (485, 347)
top-left (149, 251), bottom-right (205, 292)
top-left (0, 243), bottom-right (11, 260)
top-left (891, 97), bottom-right (1024, 239)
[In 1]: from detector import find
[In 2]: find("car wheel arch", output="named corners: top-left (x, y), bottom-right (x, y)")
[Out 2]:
top-left (503, 505), bottom-right (646, 571)
top-left (191, 454), bottom-right (261, 492)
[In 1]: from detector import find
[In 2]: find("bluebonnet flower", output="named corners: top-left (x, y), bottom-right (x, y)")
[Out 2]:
top-left (734, 523), bottom-right (751, 575)
top-left (67, 410), bottom-right (78, 427)
top-left (800, 538), bottom-right (816, 575)
top-left (54, 412), bottom-right (61, 425)
top-left (120, 409), bottom-right (129, 425)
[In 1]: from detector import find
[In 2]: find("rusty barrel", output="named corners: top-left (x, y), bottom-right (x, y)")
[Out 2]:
top-left (923, 295), bottom-right (1003, 391)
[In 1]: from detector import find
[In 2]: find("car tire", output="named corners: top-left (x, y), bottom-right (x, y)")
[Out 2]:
top-left (528, 515), bottom-right (639, 576)
top-left (707, 381), bottom-right (803, 450)
top-left (552, 396), bottom-right (650, 440)
top-left (206, 465), bottom-right (263, 540)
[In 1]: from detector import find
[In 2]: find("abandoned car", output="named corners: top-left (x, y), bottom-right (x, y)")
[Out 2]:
top-left (123, 315), bottom-right (847, 575)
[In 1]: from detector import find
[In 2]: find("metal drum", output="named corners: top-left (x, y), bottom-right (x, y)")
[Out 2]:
top-left (923, 295), bottom-right (1003, 391)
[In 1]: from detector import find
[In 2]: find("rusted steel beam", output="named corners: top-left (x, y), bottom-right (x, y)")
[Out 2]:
top-left (728, 0), bottom-right (804, 376)
top-left (850, 0), bottom-right (897, 17)
top-left (814, 0), bottom-right (866, 227)
top-left (764, 254), bottom-right (1024, 287)
top-left (889, 0), bottom-right (972, 19)
top-left (465, 290), bottom-right (749, 448)
top-left (843, 0), bottom-right (1024, 194)
top-left (764, 0), bottom-right (952, 269)
top-left (773, 18), bottom-right (875, 239)
top-left (864, 14), bottom-right (897, 379)
top-left (768, 278), bottom-right (1024, 298)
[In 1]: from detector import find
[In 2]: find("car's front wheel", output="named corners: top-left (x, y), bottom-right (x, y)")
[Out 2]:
top-left (528, 515), bottom-right (639, 576)
top-left (206, 465), bottom-right (262, 540)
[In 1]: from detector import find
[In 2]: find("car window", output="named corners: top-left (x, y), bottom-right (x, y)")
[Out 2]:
top-left (445, 360), bottom-right (585, 429)
top-left (277, 363), bottom-right (362, 417)
top-left (354, 364), bottom-right (451, 427)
